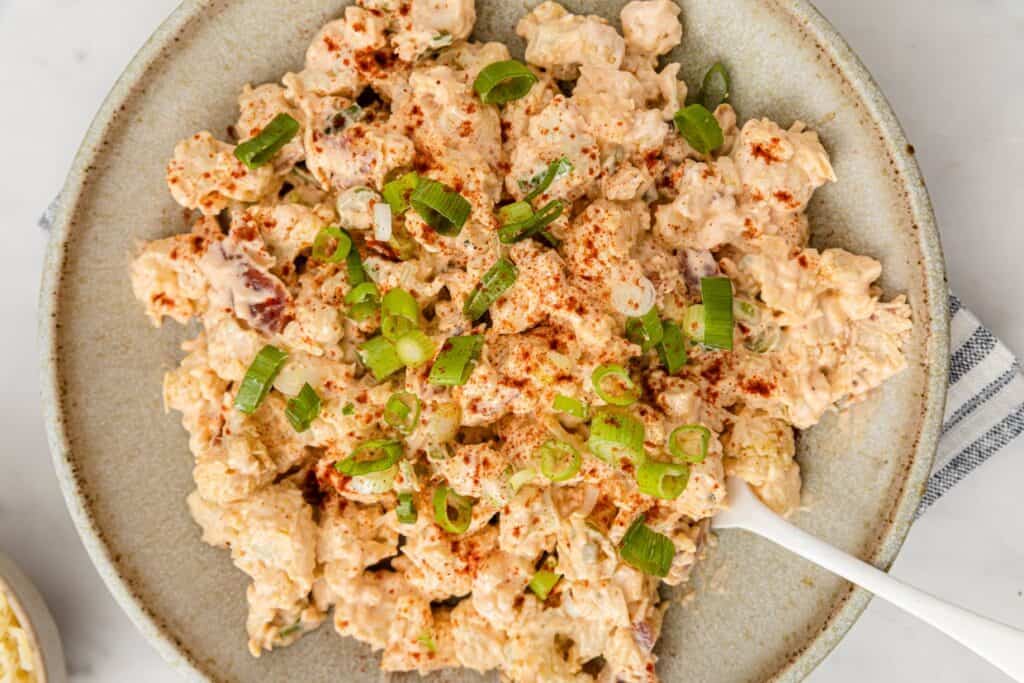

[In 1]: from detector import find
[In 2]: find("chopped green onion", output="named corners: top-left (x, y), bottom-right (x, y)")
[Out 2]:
top-left (464, 258), bottom-right (518, 320)
top-left (358, 335), bottom-right (404, 381)
top-left (345, 281), bottom-right (380, 322)
top-left (673, 104), bottom-right (724, 155)
top-left (285, 383), bottom-right (321, 432)
top-left (381, 288), bottom-right (419, 340)
top-left (498, 201), bottom-right (533, 225)
top-left (733, 298), bottom-right (760, 326)
top-left (384, 391), bottom-right (421, 434)
top-left (410, 179), bottom-right (471, 236)
top-left (668, 424), bottom-right (711, 464)
top-left (473, 60), bottom-right (538, 105)
top-left (396, 492), bottom-right (417, 524)
top-left (234, 113), bottom-right (300, 169)
top-left (312, 226), bottom-right (352, 263)
top-left (381, 172), bottom-right (420, 214)
top-left (523, 157), bottom-right (573, 203)
top-left (626, 308), bottom-right (664, 353)
top-left (335, 438), bottom-right (403, 476)
top-left (637, 460), bottom-right (690, 500)
top-left (234, 345), bottom-right (288, 414)
top-left (324, 104), bottom-right (364, 135)
top-left (432, 485), bottom-right (473, 534)
top-left (508, 468), bottom-right (537, 493)
top-left (395, 330), bottom-right (437, 368)
top-left (700, 277), bottom-right (734, 350)
top-left (538, 440), bottom-right (581, 482)
top-left (700, 62), bottom-right (731, 111)
top-left (497, 200), bottom-right (564, 244)
top-left (428, 335), bottom-right (484, 386)
top-left (619, 515), bottom-right (675, 577)
top-left (588, 408), bottom-right (645, 465)
top-left (528, 560), bottom-right (562, 601)
top-left (417, 631), bottom-right (437, 653)
top-left (553, 394), bottom-right (588, 420)
top-left (682, 304), bottom-right (706, 342)
top-left (342, 402), bottom-right (355, 415)
top-left (592, 363), bottom-right (640, 406)
top-left (345, 233), bottom-right (368, 286)
top-left (657, 320), bottom-right (688, 374)
top-left (278, 622), bottom-right (302, 638)
top-left (745, 326), bottom-right (781, 354)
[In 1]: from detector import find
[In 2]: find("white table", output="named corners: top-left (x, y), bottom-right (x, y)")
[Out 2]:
top-left (0, 1), bottom-right (1021, 681)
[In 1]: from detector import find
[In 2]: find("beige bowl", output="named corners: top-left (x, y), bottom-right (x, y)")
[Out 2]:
top-left (39, 0), bottom-right (949, 681)
top-left (0, 554), bottom-right (66, 683)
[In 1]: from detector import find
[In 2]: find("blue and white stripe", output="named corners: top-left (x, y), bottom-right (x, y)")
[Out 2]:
top-left (918, 295), bottom-right (1024, 514)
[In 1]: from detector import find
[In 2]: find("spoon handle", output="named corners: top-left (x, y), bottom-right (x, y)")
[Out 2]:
top-left (748, 502), bottom-right (1024, 681)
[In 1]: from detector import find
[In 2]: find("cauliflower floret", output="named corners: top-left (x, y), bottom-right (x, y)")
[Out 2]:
top-left (507, 95), bottom-right (601, 204)
top-left (733, 118), bottom-right (836, 214)
top-left (131, 231), bottom-right (209, 326)
top-left (166, 132), bottom-right (279, 215)
top-left (288, 7), bottom-right (388, 97)
top-left (723, 408), bottom-right (800, 515)
top-left (517, 1), bottom-right (625, 79)
top-left (318, 499), bottom-right (399, 584)
top-left (450, 599), bottom-right (506, 673)
top-left (621, 0), bottom-right (683, 57)
top-left (392, 0), bottom-right (477, 62)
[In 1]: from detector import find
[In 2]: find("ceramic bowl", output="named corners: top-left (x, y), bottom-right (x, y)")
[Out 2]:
top-left (40, 0), bottom-right (949, 680)
top-left (0, 553), bottom-right (67, 683)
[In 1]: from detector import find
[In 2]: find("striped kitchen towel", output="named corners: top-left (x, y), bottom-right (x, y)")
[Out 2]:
top-left (920, 295), bottom-right (1024, 513)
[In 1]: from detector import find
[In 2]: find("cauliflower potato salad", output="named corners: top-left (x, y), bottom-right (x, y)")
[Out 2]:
top-left (130, 0), bottom-right (912, 680)
top-left (0, 590), bottom-right (37, 683)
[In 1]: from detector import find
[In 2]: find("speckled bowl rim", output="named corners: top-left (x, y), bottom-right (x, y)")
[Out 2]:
top-left (38, 0), bottom-right (949, 680)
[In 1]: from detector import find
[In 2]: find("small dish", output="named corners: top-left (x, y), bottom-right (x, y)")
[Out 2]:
top-left (0, 553), bottom-right (67, 683)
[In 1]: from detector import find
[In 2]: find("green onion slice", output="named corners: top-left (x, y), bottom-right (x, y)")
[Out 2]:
top-left (345, 281), bottom-right (380, 322)
top-left (619, 514), bottom-right (675, 577)
top-left (381, 288), bottom-right (419, 340)
top-left (417, 631), bottom-right (437, 653)
top-left (312, 226), bottom-right (352, 263)
top-left (432, 485), bottom-right (473, 534)
top-left (395, 330), bottom-right (437, 368)
top-left (592, 363), bottom-right (641, 406)
top-left (668, 424), bottom-right (711, 464)
top-left (538, 440), bottom-right (581, 482)
top-left (673, 104), bottom-right (725, 155)
top-left (464, 258), bottom-right (518, 320)
top-left (508, 468), bottom-right (537, 493)
top-left (358, 335), bottom-right (404, 381)
top-left (234, 345), bottom-right (288, 414)
top-left (553, 394), bottom-right (588, 420)
top-left (683, 304), bottom-right (706, 342)
top-left (588, 408), bottom-right (645, 465)
top-left (428, 335), bottom-right (484, 386)
top-left (335, 438), bottom-right (403, 476)
top-left (700, 62), bottom-right (731, 111)
top-left (523, 157), bottom-right (573, 203)
top-left (700, 277), bottom-right (734, 350)
top-left (384, 391), bottom-right (421, 434)
top-left (473, 60), bottom-right (538, 105)
top-left (285, 383), bottom-right (321, 432)
top-left (342, 402), bottom-right (355, 415)
top-left (657, 320), bottom-right (688, 374)
top-left (637, 460), bottom-right (690, 500)
top-left (382, 172), bottom-right (420, 214)
top-left (234, 113), bottom-right (300, 169)
top-left (626, 308), bottom-right (664, 353)
top-left (345, 233), bottom-right (368, 286)
top-left (498, 200), bottom-right (533, 225)
top-left (410, 179), bottom-right (471, 236)
top-left (528, 561), bottom-right (562, 601)
top-left (396, 492), bottom-right (417, 524)
top-left (497, 200), bottom-right (564, 244)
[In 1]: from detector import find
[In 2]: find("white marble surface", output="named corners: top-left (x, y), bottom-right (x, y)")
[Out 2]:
top-left (0, 0), bottom-right (1021, 681)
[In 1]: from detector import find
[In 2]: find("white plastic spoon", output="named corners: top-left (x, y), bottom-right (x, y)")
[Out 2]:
top-left (713, 476), bottom-right (1024, 681)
